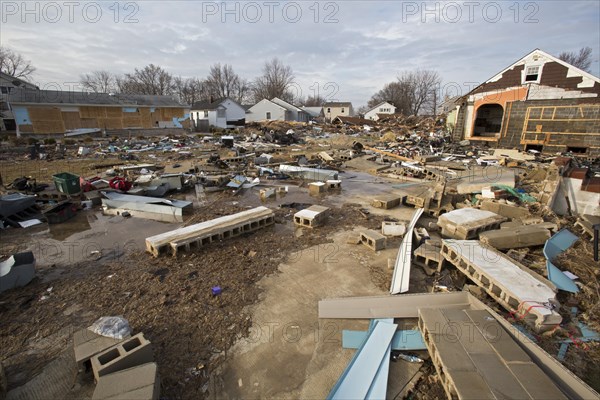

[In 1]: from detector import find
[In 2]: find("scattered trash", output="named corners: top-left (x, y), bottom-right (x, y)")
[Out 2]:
top-left (89, 316), bottom-right (131, 340)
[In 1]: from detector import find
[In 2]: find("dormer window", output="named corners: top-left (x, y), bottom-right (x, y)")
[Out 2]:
top-left (524, 65), bottom-right (540, 82)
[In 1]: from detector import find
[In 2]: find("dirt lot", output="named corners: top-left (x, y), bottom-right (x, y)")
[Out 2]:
top-left (0, 201), bottom-right (387, 399)
top-left (1, 131), bottom-right (599, 399)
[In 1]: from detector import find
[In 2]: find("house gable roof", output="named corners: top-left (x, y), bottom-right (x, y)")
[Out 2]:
top-left (467, 49), bottom-right (600, 97)
top-left (9, 87), bottom-right (187, 107)
top-left (323, 101), bottom-right (352, 108)
top-left (271, 97), bottom-right (304, 112)
top-left (365, 101), bottom-right (396, 114)
top-left (247, 99), bottom-right (287, 113)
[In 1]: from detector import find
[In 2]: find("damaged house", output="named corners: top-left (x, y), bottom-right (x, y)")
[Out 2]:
top-left (190, 97), bottom-right (246, 131)
top-left (453, 49), bottom-right (600, 157)
top-left (5, 87), bottom-right (190, 135)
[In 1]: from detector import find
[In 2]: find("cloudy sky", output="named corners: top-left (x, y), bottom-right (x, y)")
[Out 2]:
top-left (2, 0), bottom-right (599, 107)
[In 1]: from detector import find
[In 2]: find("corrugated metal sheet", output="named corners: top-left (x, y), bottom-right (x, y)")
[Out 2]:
top-left (327, 320), bottom-right (397, 400)
top-left (544, 229), bottom-right (579, 293)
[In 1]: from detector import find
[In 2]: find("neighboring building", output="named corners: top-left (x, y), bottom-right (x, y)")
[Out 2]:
top-left (6, 87), bottom-right (189, 135)
top-left (364, 101), bottom-right (396, 121)
top-left (245, 98), bottom-right (309, 123)
top-left (270, 97), bottom-right (310, 122)
top-left (322, 102), bottom-right (353, 122)
top-left (301, 106), bottom-right (323, 119)
top-left (246, 99), bottom-right (289, 122)
top-left (190, 97), bottom-right (246, 131)
top-left (453, 49), bottom-right (600, 156)
top-left (438, 96), bottom-right (462, 133)
top-left (0, 72), bottom-right (39, 131)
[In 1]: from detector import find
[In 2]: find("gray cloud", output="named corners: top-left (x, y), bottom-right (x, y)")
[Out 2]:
top-left (1, 0), bottom-right (598, 106)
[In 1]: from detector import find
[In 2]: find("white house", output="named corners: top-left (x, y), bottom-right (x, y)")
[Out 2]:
top-left (364, 101), bottom-right (396, 121)
top-left (246, 99), bottom-right (288, 122)
top-left (190, 98), bottom-right (246, 131)
top-left (322, 102), bottom-right (353, 122)
top-left (246, 98), bottom-right (310, 123)
top-left (270, 97), bottom-right (310, 122)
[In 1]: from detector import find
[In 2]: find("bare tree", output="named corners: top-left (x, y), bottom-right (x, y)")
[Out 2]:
top-left (174, 77), bottom-right (208, 105)
top-left (0, 46), bottom-right (36, 80)
top-left (401, 70), bottom-right (441, 115)
top-left (117, 64), bottom-right (175, 95)
top-left (301, 95), bottom-right (326, 107)
top-left (368, 70), bottom-right (441, 116)
top-left (232, 77), bottom-right (252, 104)
top-left (205, 64), bottom-right (237, 99)
top-left (80, 70), bottom-right (117, 93)
top-left (252, 58), bottom-right (295, 102)
top-left (558, 46), bottom-right (593, 72)
top-left (368, 81), bottom-right (409, 113)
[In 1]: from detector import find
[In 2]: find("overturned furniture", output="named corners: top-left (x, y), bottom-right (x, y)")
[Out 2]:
top-left (145, 206), bottom-right (275, 257)
top-left (293, 205), bottom-right (330, 228)
top-left (0, 193), bottom-right (42, 228)
top-left (101, 191), bottom-right (192, 223)
top-left (440, 240), bottom-right (562, 332)
top-left (0, 252), bottom-right (35, 293)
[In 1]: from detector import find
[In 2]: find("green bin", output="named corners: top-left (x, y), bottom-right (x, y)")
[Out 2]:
top-left (52, 172), bottom-right (81, 195)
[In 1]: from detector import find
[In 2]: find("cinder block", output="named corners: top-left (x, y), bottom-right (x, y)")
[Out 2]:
top-left (437, 208), bottom-right (506, 240)
top-left (414, 242), bottom-right (443, 275)
top-left (371, 194), bottom-right (401, 209)
top-left (92, 362), bottom-right (160, 400)
top-left (259, 188), bottom-right (276, 200)
top-left (73, 328), bottom-right (125, 371)
top-left (480, 201), bottom-right (530, 220)
top-left (480, 226), bottom-right (551, 250)
top-left (91, 333), bottom-right (154, 382)
top-left (326, 180), bottom-right (342, 190)
top-left (381, 221), bottom-right (406, 236)
top-left (359, 230), bottom-right (386, 251)
top-left (293, 205), bottom-right (330, 228)
top-left (308, 182), bottom-right (326, 196)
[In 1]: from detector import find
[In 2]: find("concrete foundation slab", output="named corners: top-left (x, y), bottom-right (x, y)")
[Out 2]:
top-left (440, 239), bottom-right (561, 331)
top-left (437, 208), bottom-right (506, 240)
top-left (145, 206), bottom-right (275, 256)
top-left (418, 308), bottom-right (567, 400)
